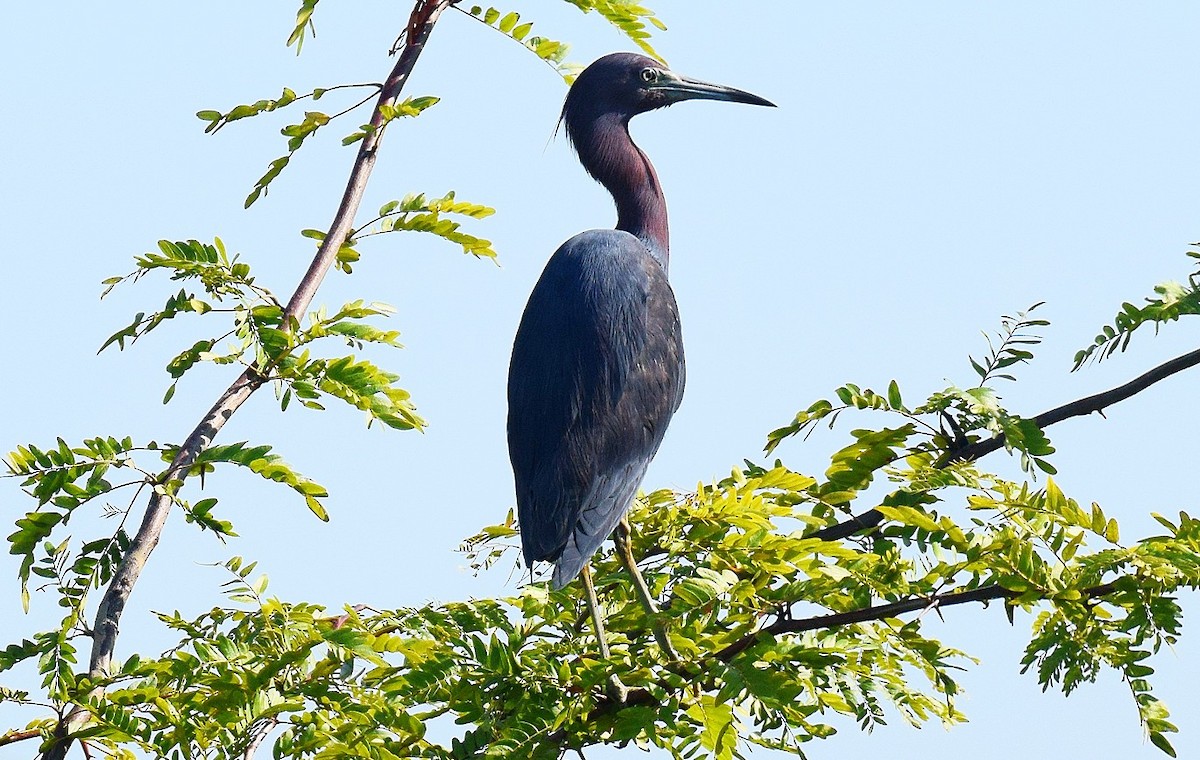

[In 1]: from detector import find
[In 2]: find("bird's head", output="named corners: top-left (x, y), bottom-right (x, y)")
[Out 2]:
top-left (560, 52), bottom-right (775, 143)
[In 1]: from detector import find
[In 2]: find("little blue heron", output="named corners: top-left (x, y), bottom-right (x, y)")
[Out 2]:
top-left (507, 53), bottom-right (773, 660)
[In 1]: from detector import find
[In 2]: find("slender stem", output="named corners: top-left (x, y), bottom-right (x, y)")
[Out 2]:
top-left (38, 3), bottom-right (455, 758)
top-left (241, 718), bottom-right (279, 760)
top-left (0, 729), bottom-right (41, 747)
top-left (613, 518), bottom-right (679, 662)
top-left (813, 345), bottom-right (1200, 542)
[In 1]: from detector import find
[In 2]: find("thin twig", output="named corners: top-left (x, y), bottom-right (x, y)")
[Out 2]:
top-left (38, 3), bottom-right (455, 758)
top-left (282, 0), bottom-right (452, 326)
top-left (452, 5), bottom-right (572, 81)
top-left (813, 345), bottom-right (1200, 542)
top-left (210, 83), bottom-right (383, 134)
top-left (0, 729), bottom-right (41, 747)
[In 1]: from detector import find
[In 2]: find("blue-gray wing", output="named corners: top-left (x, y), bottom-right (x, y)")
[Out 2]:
top-left (507, 229), bottom-right (685, 589)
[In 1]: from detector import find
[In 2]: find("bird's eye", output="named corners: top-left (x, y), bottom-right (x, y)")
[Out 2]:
top-left (640, 67), bottom-right (658, 83)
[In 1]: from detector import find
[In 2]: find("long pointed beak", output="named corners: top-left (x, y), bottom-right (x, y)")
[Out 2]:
top-left (652, 73), bottom-right (776, 108)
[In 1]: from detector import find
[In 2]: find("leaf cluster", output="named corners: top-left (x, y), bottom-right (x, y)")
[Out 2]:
top-left (334, 192), bottom-right (498, 266)
top-left (563, 0), bottom-right (668, 62)
top-left (1074, 246), bottom-right (1200, 368)
top-left (461, 6), bottom-right (577, 82)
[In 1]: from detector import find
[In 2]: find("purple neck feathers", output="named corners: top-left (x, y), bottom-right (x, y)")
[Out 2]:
top-left (573, 114), bottom-right (670, 269)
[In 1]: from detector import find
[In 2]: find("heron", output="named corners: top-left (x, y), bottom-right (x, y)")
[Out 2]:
top-left (507, 52), bottom-right (773, 664)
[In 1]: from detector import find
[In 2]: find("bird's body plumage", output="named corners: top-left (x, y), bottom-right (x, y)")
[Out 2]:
top-left (508, 228), bottom-right (684, 587)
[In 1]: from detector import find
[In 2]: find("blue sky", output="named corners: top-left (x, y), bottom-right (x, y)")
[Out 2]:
top-left (2, 2), bottom-right (1197, 757)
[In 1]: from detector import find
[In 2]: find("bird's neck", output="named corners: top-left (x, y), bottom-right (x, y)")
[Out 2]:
top-left (579, 114), bottom-right (670, 269)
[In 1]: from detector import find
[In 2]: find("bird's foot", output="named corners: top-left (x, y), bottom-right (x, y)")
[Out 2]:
top-left (606, 674), bottom-right (629, 704)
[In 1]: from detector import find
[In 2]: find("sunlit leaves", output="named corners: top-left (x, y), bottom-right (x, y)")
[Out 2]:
top-left (970, 302), bottom-right (1047, 384)
top-left (563, 0), bottom-right (668, 62)
top-left (5, 436), bottom-right (142, 609)
top-left (196, 83), bottom-right (385, 207)
top-left (98, 236), bottom-right (425, 435)
top-left (286, 0), bottom-right (319, 53)
top-left (9, 385), bottom-right (1197, 757)
top-left (348, 191), bottom-right (499, 260)
top-left (103, 238), bottom-right (263, 301)
top-left (177, 441), bottom-right (330, 521)
top-left (462, 6), bottom-right (578, 82)
top-left (342, 95), bottom-right (439, 146)
top-left (196, 87), bottom-right (304, 134)
top-left (1074, 246), bottom-right (1200, 368)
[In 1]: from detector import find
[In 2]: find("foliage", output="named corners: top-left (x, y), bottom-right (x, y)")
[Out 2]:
top-left (2, 2), bottom-right (1196, 760)
top-left (459, 6), bottom-right (578, 82)
top-left (764, 309), bottom-right (1056, 478)
top-left (563, 0), bottom-right (668, 62)
top-left (1073, 245), bottom-right (1200, 368)
top-left (9, 429), bottom-right (1196, 757)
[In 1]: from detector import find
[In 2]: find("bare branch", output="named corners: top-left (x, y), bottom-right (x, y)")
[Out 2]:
top-left (813, 345), bottom-right (1200, 543)
top-left (38, 2), bottom-right (455, 758)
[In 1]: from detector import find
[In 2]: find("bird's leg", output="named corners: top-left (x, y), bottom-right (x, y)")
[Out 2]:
top-left (614, 517), bottom-right (679, 663)
top-left (580, 564), bottom-right (612, 660)
top-left (580, 563), bottom-right (627, 703)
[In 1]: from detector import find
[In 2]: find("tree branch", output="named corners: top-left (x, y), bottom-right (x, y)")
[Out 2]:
top-left (812, 345), bottom-right (1200, 542)
top-left (715, 579), bottom-right (1119, 662)
top-left (957, 344), bottom-right (1200, 461)
top-left (544, 578), bottom-right (1122, 750)
top-left (241, 718), bottom-right (279, 760)
top-left (39, 3), bottom-right (455, 758)
top-left (0, 728), bottom-right (41, 747)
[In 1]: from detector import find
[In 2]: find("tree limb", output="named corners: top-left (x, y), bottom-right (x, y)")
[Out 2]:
top-left (714, 579), bottom-right (1119, 662)
top-left (812, 345), bottom-right (1200, 542)
top-left (545, 578), bottom-right (1122, 749)
top-left (39, 3), bottom-right (455, 758)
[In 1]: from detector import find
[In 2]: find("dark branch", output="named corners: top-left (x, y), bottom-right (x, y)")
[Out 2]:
top-left (715, 580), bottom-right (1119, 662)
top-left (957, 344), bottom-right (1200, 461)
top-left (813, 345), bottom-right (1200, 543)
top-left (543, 578), bottom-right (1122, 751)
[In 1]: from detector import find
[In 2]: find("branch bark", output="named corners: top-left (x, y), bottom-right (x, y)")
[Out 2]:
top-left (813, 345), bottom-right (1200, 542)
top-left (40, 2), bottom-right (454, 757)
